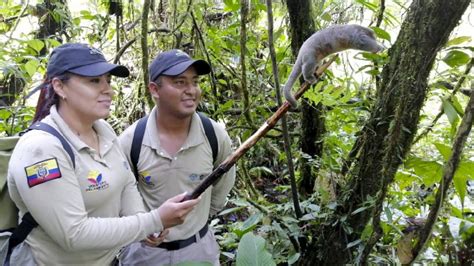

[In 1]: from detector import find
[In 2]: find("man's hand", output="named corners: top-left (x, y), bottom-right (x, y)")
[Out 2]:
top-left (143, 229), bottom-right (169, 247)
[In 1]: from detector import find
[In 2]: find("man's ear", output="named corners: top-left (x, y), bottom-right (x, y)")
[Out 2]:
top-left (149, 82), bottom-right (159, 99)
top-left (51, 78), bottom-right (66, 99)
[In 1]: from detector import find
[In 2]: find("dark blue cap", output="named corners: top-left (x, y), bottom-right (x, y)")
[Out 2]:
top-left (46, 43), bottom-right (129, 78)
top-left (149, 49), bottom-right (211, 81)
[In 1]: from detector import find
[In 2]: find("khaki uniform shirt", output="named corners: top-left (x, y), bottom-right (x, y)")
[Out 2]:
top-left (7, 106), bottom-right (163, 265)
top-left (119, 108), bottom-right (235, 241)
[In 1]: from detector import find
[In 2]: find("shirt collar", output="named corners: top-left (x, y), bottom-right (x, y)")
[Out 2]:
top-left (144, 107), bottom-right (206, 151)
top-left (47, 105), bottom-right (117, 153)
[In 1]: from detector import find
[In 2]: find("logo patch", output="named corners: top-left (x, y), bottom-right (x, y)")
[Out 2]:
top-left (175, 50), bottom-right (189, 58)
top-left (85, 170), bottom-right (109, 192)
top-left (139, 171), bottom-right (154, 186)
top-left (25, 158), bottom-right (62, 187)
top-left (89, 47), bottom-right (104, 56)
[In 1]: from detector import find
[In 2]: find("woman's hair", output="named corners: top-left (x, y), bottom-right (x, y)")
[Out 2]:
top-left (31, 73), bottom-right (70, 124)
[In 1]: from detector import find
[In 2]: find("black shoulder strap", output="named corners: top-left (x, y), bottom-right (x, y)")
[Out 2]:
top-left (6, 212), bottom-right (38, 261)
top-left (131, 115), bottom-right (148, 180)
top-left (30, 122), bottom-right (76, 169)
top-left (198, 112), bottom-right (218, 165)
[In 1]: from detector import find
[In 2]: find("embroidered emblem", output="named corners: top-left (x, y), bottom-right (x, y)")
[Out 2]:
top-left (85, 170), bottom-right (109, 192)
top-left (188, 173), bottom-right (200, 181)
top-left (25, 158), bottom-right (62, 187)
top-left (89, 47), bottom-right (104, 56)
top-left (123, 161), bottom-right (130, 170)
top-left (139, 171), bottom-right (154, 186)
top-left (175, 50), bottom-right (189, 58)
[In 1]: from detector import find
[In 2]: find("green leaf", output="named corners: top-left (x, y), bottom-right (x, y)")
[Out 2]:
top-left (351, 206), bottom-right (369, 215)
top-left (434, 142), bottom-right (452, 161)
top-left (223, 0), bottom-right (240, 12)
top-left (346, 239), bottom-right (362, 249)
top-left (451, 95), bottom-right (465, 116)
top-left (442, 50), bottom-right (471, 67)
top-left (234, 213), bottom-right (262, 238)
top-left (218, 206), bottom-right (245, 216)
top-left (442, 98), bottom-right (459, 125)
top-left (288, 252), bottom-right (300, 265)
top-left (404, 157), bottom-right (442, 185)
top-left (236, 232), bottom-right (276, 266)
top-left (23, 59), bottom-right (39, 79)
top-left (321, 12), bottom-right (332, 22)
top-left (453, 162), bottom-right (474, 205)
top-left (446, 36), bottom-right (472, 46)
top-left (355, 0), bottom-right (377, 12)
top-left (371, 27), bottom-right (391, 42)
top-left (27, 39), bottom-right (44, 54)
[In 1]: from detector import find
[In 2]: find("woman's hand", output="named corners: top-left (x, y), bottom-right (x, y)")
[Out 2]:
top-left (157, 192), bottom-right (200, 229)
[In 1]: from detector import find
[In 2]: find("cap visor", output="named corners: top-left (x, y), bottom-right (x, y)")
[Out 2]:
top-left (162, 60), bottom-right (211, 76)
top-left (68, 62), bottom-right (130, 77)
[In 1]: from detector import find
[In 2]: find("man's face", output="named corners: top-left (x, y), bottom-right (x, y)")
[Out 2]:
top-left (150, 66), bottom-right (201, 118)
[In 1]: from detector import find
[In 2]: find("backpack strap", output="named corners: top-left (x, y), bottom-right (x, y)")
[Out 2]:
top-left (6, 122), bottom-right (75, 263)
top-left (130, 115), bottom-right (148, 180)
top-left (6, 212), bottom-right (38, 261)
top-left (197, 112), bottom-right (218, 165)
top-left (30, 122), bottom-right (76, 169)
top-left (130, 113), bottom-right (219, 180)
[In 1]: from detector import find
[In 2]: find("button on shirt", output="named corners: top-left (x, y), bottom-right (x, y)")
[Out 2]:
top-left (7, 106), bottom-right (163, 265)
top-left (119, 108), bottom-right (236, 241)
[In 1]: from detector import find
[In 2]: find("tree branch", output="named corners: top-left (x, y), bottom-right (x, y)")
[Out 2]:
top-left (266, 0), bottom-right (302, 219)
top-left (410, 80), bottom-right (474, 263)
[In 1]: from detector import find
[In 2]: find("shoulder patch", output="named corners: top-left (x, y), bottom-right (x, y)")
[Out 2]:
top-left (25, 158), bottom-right (62, 187)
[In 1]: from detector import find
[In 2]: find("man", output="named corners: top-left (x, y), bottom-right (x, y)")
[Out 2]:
top-left (118, 49), bottom-right (235, 265)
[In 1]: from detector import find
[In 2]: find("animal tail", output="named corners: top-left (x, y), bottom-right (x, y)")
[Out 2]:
top-left (283, 64), bottom-right (301, 107)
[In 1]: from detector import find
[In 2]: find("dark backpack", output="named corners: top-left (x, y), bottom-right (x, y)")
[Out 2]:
top-left (130, 112), bottom-right (218, 179)
top-left (4, 122), bottom-right (75, 263)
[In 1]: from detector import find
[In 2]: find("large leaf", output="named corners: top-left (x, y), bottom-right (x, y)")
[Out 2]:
top-left (234, 213), bottom-right (262, 238)
top-left (442, 50), bottom-right (471, 67)
top-left (404, 157), bottom-right (442, 185)
top-left (442, 98), bottom-right (460, 125)
top-left (446, 36), bottom-right (472, 46)
top-left (236, 232), bottom-right (276, 266)
top-left (371, 26), bottom-right (391, 42)
top-left (453, 162), bottom-right (474, 206)
top-left (434, 142), bottom-right (452, 161)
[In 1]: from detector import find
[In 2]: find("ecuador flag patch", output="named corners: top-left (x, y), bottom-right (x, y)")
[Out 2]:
top-left (25, 158), bottom-right (62, 187)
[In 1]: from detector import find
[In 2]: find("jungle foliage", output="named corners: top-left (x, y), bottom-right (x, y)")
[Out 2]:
top-left (0, 0), bottom-right (473, 265)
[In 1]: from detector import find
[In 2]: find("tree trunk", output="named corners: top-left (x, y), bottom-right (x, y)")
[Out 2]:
top-left (285, 0), bottom-right (323, 196)
top-left (299, 0), bottom-right (471, 264)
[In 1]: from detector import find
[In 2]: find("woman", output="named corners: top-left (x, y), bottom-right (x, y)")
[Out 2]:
top-left (6, 43), bottom-right (199, 265)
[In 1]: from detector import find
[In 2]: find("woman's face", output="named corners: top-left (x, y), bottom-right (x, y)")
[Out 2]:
top-left (54, 74), bottom-right (115, 122)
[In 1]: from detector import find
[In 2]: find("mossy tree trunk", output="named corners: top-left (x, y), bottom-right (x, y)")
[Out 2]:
top-left (299, 0), bottom-right (471, 264)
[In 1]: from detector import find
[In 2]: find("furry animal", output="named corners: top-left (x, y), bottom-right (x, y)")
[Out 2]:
top-left (283, 24), bottom-right (384, 107)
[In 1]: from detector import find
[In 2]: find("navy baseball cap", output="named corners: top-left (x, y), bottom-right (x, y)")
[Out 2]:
top-left (46, 43), bottom-right (129, 78)
top-left (149, 49), bottom-right (211, 81)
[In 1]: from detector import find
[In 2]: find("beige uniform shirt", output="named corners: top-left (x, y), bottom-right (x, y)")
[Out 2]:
top-left (7, 106), bottom-right (163, 265)
top-left (119, 108), bottom-right (235, 241)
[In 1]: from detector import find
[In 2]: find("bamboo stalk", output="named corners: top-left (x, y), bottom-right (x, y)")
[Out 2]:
top-left (183, 56), bottom-right (338, 201)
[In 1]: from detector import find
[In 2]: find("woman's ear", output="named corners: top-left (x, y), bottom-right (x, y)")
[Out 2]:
top-left (51, 78), bottom-right (66, 99)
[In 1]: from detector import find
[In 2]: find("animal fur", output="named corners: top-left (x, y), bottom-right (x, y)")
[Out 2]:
top-left (283, 24), bottom-right (384, 107)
